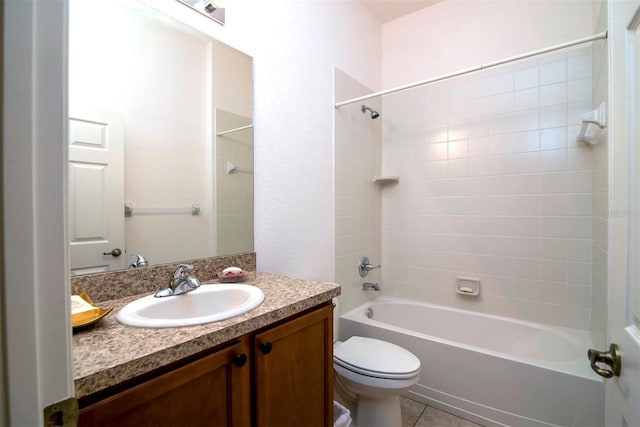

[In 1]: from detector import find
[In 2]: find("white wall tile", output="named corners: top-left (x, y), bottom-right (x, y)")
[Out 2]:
top-left (540, 238), bottom-right (567, 261)
top-left (568, 77), bottom-right (592, 102)
top-left (491, 71), bottom-right (514, 94)
top-left (448, 140), bottom-right (468, 159)
top-left (540, 195), bottom-right (567, 216)
top-left (511, 110), bottom-right (540, 132)
top-left (468, 136), bottom-right (492, 157)
top-left (568, 55), bottom-right (592, 79)
top-left (567, 194), bottom-right (592, 216)
top-left (514, 151), bottom-right (540, 173)
top-left (540, 217), bottom-right (567, 238)
top-left (430, 142), bottom-right (448, 161)
top-left (514, 195), bottom-right (539, 215)
top-left (568, 217), bottom-right (592, 239)
top-left (514, 174), bottom-right (540, 194)
top-left (540, 127), bottom-right (568, 151)
top-left (540, 282), bottom-right (567, 305)
top-left (568, 147), bottom-right (593, 170)
top-left (514, 88), bottom-right (539, 111)
top-left (491, 92), bottom-right (514, 115)
top-left (568, 262), bottom-right (591, 286)
top-left (567, 239), bottom-right (592, 262)
top-left (540, 60), bottom-right (567, 85)
top-left (568, 99), bottom-right (593, 125)
top-left (515, 67), bottom-right (538, 90)
top-left (540, 82), bottom-right (567, 107)
top-left (540, 172), bottom-right (568, 194)
top-left (540, 105), bottom-right (568, 128)
top-left (540, 149), bottom-right (568, 172)
top-left (373, 47), bottom-right (596, 330)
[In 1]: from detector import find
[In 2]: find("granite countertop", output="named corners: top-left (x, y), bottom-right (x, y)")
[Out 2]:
top-left (73, 272), bottom-right (340, 398)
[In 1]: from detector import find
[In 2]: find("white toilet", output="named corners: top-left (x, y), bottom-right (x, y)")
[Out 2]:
top-left (333, 334), bottom-right (421, 426)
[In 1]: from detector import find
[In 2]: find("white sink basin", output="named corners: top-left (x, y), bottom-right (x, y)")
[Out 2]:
top-left (116, 284), bottom-right (265, 328)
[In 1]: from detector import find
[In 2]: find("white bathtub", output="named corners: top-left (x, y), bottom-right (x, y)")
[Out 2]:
top-left (339, 296), bottom-right (604, 427)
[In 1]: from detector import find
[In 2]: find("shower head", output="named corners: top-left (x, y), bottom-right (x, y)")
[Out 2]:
top-left (361, 105), bottom-right (380, 119)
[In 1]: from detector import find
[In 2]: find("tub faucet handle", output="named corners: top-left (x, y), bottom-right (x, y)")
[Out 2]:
top-left (359, 256), bottom-right (381, 277)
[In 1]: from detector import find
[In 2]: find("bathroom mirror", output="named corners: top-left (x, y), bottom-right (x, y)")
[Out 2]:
top-left (68, 0), bottom-right (254, 275)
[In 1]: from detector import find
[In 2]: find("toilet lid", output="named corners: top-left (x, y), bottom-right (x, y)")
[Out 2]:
top-left (334, 336), bottom-right (420, 379)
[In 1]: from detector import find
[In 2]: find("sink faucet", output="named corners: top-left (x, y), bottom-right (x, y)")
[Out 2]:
top-left (154, 264), bottom-right (201, 298)
top-left (129, 254), bottom-right (149, 268)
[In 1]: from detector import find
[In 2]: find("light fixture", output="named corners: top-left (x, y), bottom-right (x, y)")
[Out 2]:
top-left (175, 0), bottom-right (226, 25)
top-left (203, 0), bottom-right (217, 13)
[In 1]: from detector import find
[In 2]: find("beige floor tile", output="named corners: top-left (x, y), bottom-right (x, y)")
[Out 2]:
top-left (414, 406), bottom-right (482, 427)
top-left (400, 396), bottom-right (426, 427)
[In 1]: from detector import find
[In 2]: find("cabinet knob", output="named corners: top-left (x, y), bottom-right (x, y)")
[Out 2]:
top-left (233, 353), bottom-right (247, 368)
top-left (259, 342), bottom-right (272, 355)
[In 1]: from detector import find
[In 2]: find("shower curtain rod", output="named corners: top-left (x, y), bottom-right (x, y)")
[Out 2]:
top-left (334, 30), bottom-right (608, 108)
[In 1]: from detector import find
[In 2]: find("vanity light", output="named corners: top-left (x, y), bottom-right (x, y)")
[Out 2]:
top-left (203, 0), bottom-right (217, 13)
top-left (176, 0), bottom-right (226, 25)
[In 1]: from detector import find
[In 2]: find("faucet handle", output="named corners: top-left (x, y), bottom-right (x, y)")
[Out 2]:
top-left (173, 263), bottom-right (194, 278)
top-left (358, 256), bottom-right (381, 277)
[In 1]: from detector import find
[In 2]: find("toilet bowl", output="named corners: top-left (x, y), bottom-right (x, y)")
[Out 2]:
top-left (333, 336), bottom-right (420, 427)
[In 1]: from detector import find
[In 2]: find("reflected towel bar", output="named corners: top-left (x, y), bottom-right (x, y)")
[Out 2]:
top-left (216, 124), bottom-right (253, 137)
top-left (124, 203), bottom-right (200, 217)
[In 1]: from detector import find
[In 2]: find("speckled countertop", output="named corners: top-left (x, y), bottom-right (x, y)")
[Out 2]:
top-left (73, 272), bottom-right (340, 399)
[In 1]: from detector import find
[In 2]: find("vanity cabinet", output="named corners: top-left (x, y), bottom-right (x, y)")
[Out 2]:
top-left (78, 339), bottom-right (251, 427)
top-left (254, 303), bottom-right (334, 426)
top-left (78, 302), bottom-right (333, 427)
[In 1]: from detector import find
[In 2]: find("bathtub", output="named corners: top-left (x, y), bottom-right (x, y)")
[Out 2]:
top-left (339, 296), bottom-right (604, 427)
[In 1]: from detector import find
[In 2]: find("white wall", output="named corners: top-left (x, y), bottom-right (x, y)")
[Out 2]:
top-left (378, 0), bottom-right (597, 329)
top-left (248, 2), bottom-right (381, 280)
top-left (382, 0), bottom-right (594, 88)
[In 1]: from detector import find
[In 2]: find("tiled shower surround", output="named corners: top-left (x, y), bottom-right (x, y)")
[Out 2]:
top-left (336, 45), bottom-right (602, 330)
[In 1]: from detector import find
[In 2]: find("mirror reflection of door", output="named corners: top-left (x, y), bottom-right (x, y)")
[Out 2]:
top-left (68, 108), bottom-right (125, 275)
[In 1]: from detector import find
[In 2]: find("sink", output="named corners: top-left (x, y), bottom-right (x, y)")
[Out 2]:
top-left (116, 284), bottom-right (265, 328)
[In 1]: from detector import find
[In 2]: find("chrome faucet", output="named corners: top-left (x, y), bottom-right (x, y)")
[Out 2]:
top-left (358, 256), bottom-right (381, 277)
top-left (129, 254), bottom-right (149, 268)
top-left (362, 282), bottom-right (380, 291)
top-left (154, 264), bottom-right (201, 297)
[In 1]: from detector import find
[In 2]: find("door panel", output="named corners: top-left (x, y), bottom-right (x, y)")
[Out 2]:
top-left (607, 1), bottom-right (640, 425)
top-left (68, 108), bottom-right (125, 274)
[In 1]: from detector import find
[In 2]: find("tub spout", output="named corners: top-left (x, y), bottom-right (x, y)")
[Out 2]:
top-left (362, 282), bottom-right (380, 291)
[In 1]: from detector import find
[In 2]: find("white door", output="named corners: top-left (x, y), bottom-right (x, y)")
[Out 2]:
top-left (68, 108), bottom-right (126, 274)
top-left (605, 1), bottom-right (640, 425)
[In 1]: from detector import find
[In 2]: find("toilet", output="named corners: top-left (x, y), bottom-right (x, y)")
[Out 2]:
top-left (333, 306), bottom-right (421, 427)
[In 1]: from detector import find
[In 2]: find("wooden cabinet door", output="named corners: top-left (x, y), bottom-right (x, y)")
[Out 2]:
top-left (254, 303), bottom-right (333, 426)
top-left (79, 339), bottom-right (251, 427)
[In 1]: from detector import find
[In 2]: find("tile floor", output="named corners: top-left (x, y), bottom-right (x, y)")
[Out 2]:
top-left (400, 397), bottom-right (482, 427)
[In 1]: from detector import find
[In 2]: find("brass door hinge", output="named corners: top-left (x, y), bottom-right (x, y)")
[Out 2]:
top-left (44, 397), bottom-right (78, 427)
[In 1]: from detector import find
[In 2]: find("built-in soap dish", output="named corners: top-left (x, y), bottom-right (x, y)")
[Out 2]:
top-left (456, 277), bottom-right (480, 296)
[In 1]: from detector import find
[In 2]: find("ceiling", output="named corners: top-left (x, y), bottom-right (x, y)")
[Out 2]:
top-left (360, 0), bottom-right (443, 23)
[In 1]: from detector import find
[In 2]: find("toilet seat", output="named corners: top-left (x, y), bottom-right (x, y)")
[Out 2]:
top-left (334, 336), bottom-right (420, 380)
